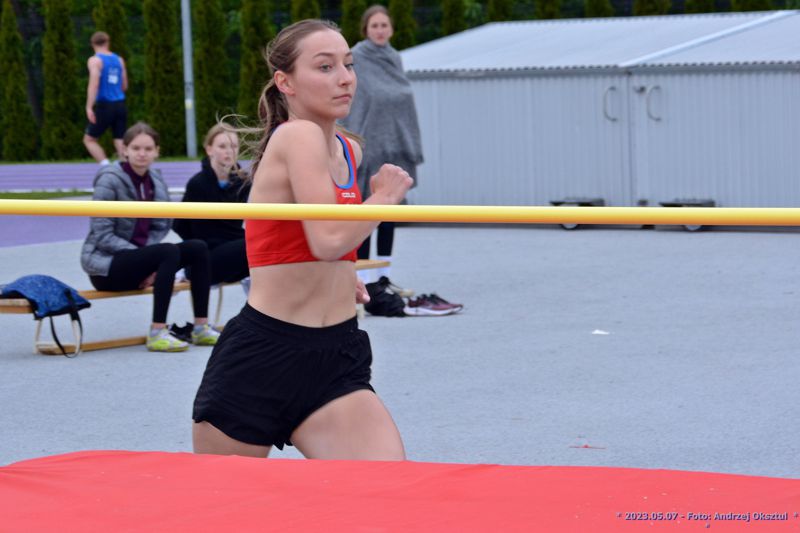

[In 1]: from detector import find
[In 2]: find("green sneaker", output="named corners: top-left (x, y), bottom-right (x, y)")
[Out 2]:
top-left (147, 327), bottom-right (190, 352)
top-left (191, 324), bottom-right (220, 346)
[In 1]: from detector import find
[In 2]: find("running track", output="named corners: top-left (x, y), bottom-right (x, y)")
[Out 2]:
top-left (0, 161), bottom-right (202, 247)
top-left (0, 161), bottom-right (200, 191)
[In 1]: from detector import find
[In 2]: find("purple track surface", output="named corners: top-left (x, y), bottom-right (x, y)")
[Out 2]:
top-left (1, 215), bottom-right (89, 247)
top-left (0, 161), bottom-right (217, 247)
top-left (0, 161), bottom-right (200, 191)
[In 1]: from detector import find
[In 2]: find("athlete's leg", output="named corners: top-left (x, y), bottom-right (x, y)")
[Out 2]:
top-left (177, 239), bottom-right (211, 322)
top-left (291, 390), bottom-right (405, 460)
top-left (356, 234), bottom-right (375, 283)
top-left (376, 221), bottom-right (395, 257)
top-left (357, 234), bottom-right (371, 260)
top-left (111, 103), bottom-right (128, 161)
top-left (113, 139), bottom-right (126, 161)
top-left (193, 421), bottom-right (272, 458)
top-left (83, 134), bottom-right (107, 162)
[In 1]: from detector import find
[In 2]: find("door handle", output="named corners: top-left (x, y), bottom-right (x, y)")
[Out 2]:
top-left (646, 85), bottom-right (662, 121)
top-left (603, 86), bottom-right (618, 122)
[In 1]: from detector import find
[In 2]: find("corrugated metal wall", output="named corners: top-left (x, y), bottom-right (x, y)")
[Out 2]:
top-left (630, 69), bottom-right (800, 207)
top-left (408, 74), bottom-right (631, 206)
top-left (408, 68), bottom-right (800, 207)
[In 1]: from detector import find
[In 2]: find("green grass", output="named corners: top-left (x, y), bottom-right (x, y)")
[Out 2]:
top-left (0, 190), bottom-right (90, 199)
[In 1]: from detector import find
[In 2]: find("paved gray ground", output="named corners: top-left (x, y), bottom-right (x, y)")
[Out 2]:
top-left (1, 224), bottom-right (798, 479)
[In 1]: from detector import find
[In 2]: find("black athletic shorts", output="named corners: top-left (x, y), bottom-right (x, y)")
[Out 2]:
top-left (85, 100), bottom-right (127, 139)
top-left (192, 303), bottom-right (375, 449)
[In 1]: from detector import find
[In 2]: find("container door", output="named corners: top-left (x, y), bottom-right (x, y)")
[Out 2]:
top-left (629, 70), bottom-right (800, 207)
top-left (408, 74), bottom-right (632, 206)
top-left (523, 74), bottom-right (633, 207)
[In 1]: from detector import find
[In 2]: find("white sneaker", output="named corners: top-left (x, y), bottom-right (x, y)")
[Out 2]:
top-left (146, 327), bottom-right (189, 352)
top-left (191, 324), bottom-right (221, 346)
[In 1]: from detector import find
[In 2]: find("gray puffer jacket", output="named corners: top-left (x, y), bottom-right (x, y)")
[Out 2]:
top-left (80, 163), bottom-right (171, 277)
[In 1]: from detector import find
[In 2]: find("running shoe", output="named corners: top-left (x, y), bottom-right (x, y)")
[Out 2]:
top-left (147, 327), bottom-right (190, 352)
top-left (404, 294), bottom-right (461, 316)
top-left (169, 322), bottom-right (194, 343)
top-left (427, 293), bottom-right (463, 312)
top-left (191, 324), bottom-right (221, 346)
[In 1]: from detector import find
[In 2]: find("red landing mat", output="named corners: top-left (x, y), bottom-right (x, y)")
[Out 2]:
top-left (1, 451), bottom-right (798, 532)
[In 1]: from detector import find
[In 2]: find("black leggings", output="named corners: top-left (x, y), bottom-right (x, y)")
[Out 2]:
top-left (90, 240), bottom-right (211, 323)
top-left (208, 239), bottom-right (249, 286)
top-left (357, 222), bottom-right (395, 260)
top-left (185, 238), bottom-right (249, 286)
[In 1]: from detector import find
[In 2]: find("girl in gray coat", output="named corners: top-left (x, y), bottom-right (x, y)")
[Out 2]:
top-left (80, 122), bottom-right (219, 352)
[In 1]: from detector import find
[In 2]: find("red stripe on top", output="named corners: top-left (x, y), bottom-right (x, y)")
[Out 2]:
top-left (246, 133), bottom-right (362, 267)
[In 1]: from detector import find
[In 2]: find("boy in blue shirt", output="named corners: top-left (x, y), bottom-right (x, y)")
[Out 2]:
top-left (83, 31), bottom-right (128, 166)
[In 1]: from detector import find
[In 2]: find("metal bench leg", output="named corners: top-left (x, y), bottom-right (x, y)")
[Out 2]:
top-left (33, 318), bottom-right (81, 357)
top-left (71, 319), bottom-right (83, 358)
top-left (214, 285), bottom-right (223, 328)
top-left (33, 319), bottom-right (43, 354)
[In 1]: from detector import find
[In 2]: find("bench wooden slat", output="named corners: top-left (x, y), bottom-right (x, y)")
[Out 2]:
top-left (3, 260), bottom-right (387, 310)
top-left (36, 336), bottom-right (148, 356)
top-left (79, 282), bottom-right (192, 300)
top-left (0, 300), bottom-right (35, 313)
top-left (3, 258), bottom-right (389, 355)
top-left (355, 259), bottom-right (389, 271)
top-left (0, 285), bottom-right (196, 313)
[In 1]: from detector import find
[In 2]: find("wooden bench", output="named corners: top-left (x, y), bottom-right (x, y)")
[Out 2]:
top-left (0, 259), bottom-right (388, 356)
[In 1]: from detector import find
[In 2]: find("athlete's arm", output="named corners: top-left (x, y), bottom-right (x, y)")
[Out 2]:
top-left (120, 56), bottom-right (128, 93)
top-left (85, 56), bottom-right (102, 124)
top-left (279, 121), bottom-right (412, 261)
top-left (355, 277), bottom-right (370, 303)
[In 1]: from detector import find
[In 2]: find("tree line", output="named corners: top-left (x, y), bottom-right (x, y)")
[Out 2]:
top-left (0, 0), bottom-right (793, 161)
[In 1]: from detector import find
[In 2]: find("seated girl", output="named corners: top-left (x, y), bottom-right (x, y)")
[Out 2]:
top-left (80, 122), bottom-right (220, 352)
top-left (174, 124), bottom-right (251, 287)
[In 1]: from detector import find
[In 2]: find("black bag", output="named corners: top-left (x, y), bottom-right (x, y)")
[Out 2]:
top-left (364, 278), bottom-right (406, 317)
top-left (1, 275), bottom-right (91, 357)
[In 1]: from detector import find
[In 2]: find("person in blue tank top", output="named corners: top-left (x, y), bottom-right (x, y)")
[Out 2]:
top-left (83, 31), bottom-right (128, 166)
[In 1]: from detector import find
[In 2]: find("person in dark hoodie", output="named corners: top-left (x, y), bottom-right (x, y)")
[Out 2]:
top-left (174, 124), bottom-right (251, 286)
top-left (80, 122), bottom-right (220, 352)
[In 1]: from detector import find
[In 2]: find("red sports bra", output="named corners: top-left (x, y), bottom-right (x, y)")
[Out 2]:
top-left (246, 132), bottom-right (362, 267)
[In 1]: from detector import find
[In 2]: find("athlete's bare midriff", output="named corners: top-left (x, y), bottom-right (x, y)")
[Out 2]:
top-left (247, 261), bottom-right (356, 327)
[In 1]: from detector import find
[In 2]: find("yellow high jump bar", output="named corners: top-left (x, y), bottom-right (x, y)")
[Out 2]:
top-left (2, 199), bottom-right (800, 226)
